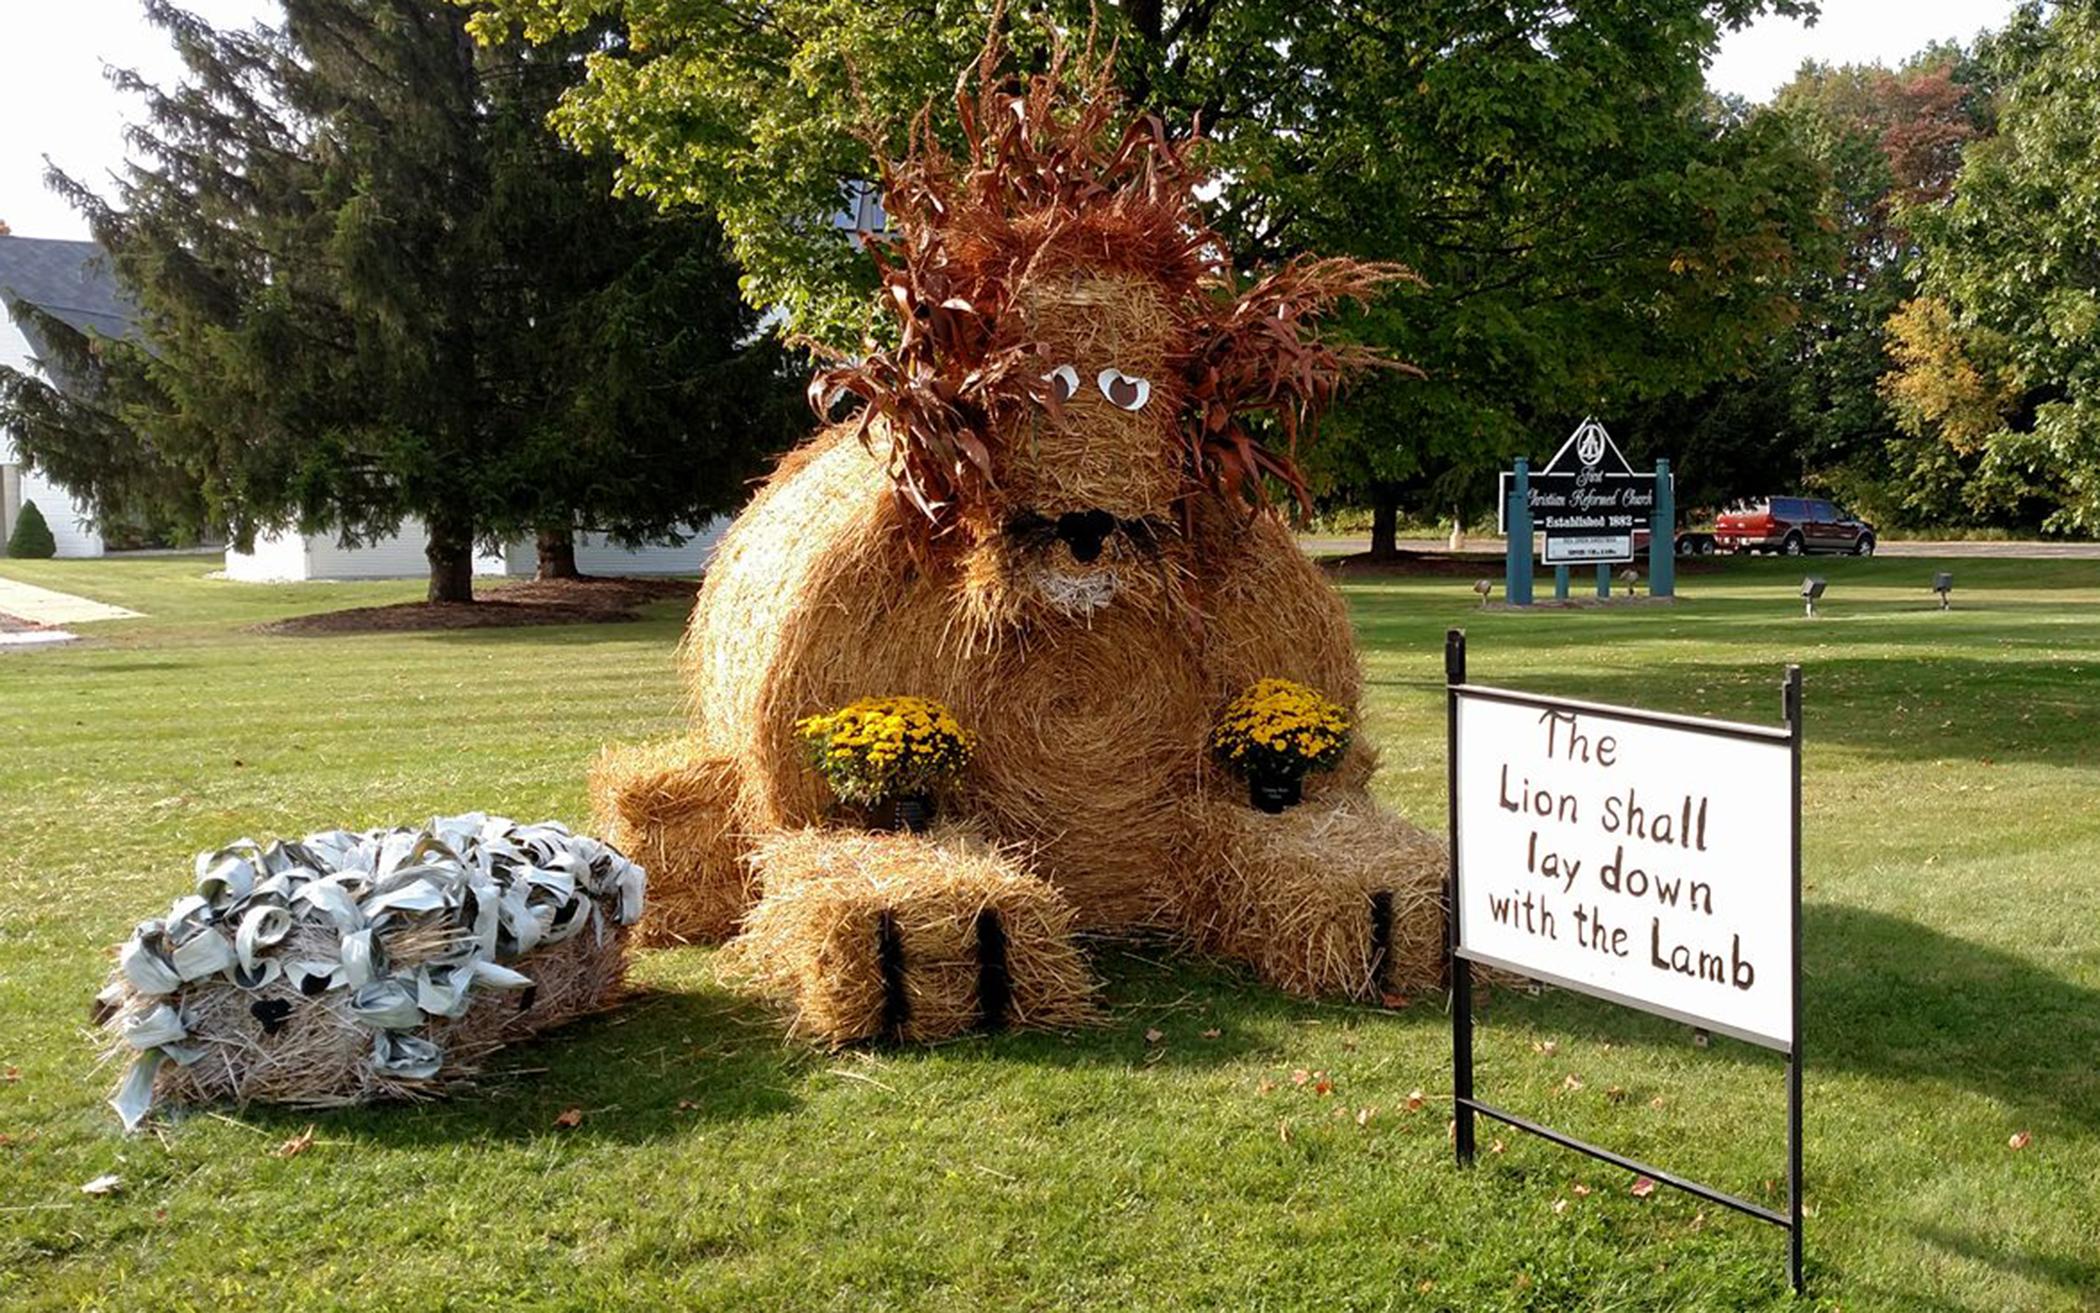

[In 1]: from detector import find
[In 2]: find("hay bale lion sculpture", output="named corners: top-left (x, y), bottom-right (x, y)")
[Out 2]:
top-left (596, 41), bottom-right (1447, 1042)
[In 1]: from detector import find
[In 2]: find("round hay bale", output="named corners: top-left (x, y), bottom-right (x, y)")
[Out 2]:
top-left (593, 34), bottom-right (1446, 1025)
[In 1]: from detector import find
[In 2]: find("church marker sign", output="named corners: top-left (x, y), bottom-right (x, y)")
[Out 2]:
top-left (1498, 417), bottom-right (1662, 566)
top-left (1443, 630), bottom-right (1806, 1292)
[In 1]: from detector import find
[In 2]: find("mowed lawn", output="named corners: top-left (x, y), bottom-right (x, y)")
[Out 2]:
top-left (1, 553), bottom-right (2096, 1311)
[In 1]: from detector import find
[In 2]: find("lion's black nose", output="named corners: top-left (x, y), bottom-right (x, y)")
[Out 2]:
top-left (1054, 510), bottom-right (1117, 563)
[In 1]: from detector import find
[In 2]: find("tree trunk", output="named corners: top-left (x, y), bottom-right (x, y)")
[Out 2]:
top-left (535, 528), bottom-right (580, 581)
top-left (425, 515), bottom-right (475, 604)
top-left (1369, 485), bottom-right (1401, 562)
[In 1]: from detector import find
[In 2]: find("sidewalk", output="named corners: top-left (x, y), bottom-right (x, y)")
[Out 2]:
top-left (0, 576), bottom-right (142, 624)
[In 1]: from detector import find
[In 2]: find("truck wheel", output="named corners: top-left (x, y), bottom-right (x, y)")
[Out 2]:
top-left (1783, 533), bottom-right (1804, 556)
top-left (1854, 534), bottom-right (1875, 557)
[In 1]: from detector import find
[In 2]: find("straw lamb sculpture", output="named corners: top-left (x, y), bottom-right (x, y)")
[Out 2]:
top-left (595, 37), bottom-right (1449, 1041)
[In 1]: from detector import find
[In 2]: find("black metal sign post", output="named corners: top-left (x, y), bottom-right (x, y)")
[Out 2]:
top-left (1444, 628), bottom-right (1806, 1296)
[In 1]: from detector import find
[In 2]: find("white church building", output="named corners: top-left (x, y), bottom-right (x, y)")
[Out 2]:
top-left (0, 234), bottom-right (119, 557)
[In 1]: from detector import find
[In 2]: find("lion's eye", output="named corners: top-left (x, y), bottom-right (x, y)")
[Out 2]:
top-left (1045, 364), bottom-right (1080, 404)
top-left (1096, 368), bottom-right (1151, 412)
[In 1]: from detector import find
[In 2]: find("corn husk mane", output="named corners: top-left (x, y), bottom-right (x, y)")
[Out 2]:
top-left (809, 30), bottom-right (1417, 532)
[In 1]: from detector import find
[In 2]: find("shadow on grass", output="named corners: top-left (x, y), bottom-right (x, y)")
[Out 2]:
top-left (904, 943), bottom-right (1446, 1077)
top-left (203, 973), bottom-right (810, 1148)
top-left (1807, 904), bottom-right (2100, 1127)
top-left (1456, 903), bottom-right (2100, 1127)
top-left (1911, 1222), bottom-right (2100, 1304)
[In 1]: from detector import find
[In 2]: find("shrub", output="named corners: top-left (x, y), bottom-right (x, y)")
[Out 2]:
top-left (5, 500), bottom-right (57, 558)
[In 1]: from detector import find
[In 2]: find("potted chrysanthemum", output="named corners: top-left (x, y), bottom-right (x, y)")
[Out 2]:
top-left (1210, 678), bottom-right (1353, 813)
top-left (796, 696), bottom-right (976, 832)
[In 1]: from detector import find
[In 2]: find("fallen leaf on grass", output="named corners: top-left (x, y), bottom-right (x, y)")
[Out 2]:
top-left (2008, 1130), bottom-right (2032, 1151)
top-left (274, 1125), bottom-right (316, 1159)
top-left (1290, 1069), bottom-right (1311, 1087)
top-left (553, 1106), bottom-right (584, 1130)
top-left (1605, 1085), bottom-right (1627, 1104)
top-left (1201, 1028), bottom-right (1221, 1040)
top-left (1356, 1107), bottom-right (1376, 1126)
top-left (1143, 1028), bottom-right (1164, 1045)
top-left (1561, 1074), bottom-right (1585, 1092)
top-left (1312, 1075), bottom-right (1333, 1097)
top-left (1382, 992), bottom-right (1410, 1009)
top-left (3, 1066), bottom-right (19, 1083)
top-left (1490, 1138), bottom-right (1506, 1155)
top-left (1278, 1118), bottom-right (1292, 1144)
top-left (1689, 1211), bottom-right (1708, 1233)
top-left (1405, 1088), bottom-right (1426, 1112)
top-left (1649, 1096), bottom-right (1667, 1111)
top-left (676, 1099), bottom-right (700, 1112)
top-left (1572, 1183), bottom-right (1592, 1198)
top-left (1532, 1040), bottom-right (1558, 1056)
top-left (1551, 1197), bottom-right (1568, 1215)
top-left (1256, 1078), bottom-right (1276, 1095)
top-left (81, 1174), bottom-right (122, 1196)
top-left (1630, 1176), bottom-right (1657, 1199)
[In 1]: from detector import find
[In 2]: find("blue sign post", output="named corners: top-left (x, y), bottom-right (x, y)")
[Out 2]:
top-left (1649, 458), bottom-right (1676, 599)
top-left (1504, 459), bottom-right (1534, 606)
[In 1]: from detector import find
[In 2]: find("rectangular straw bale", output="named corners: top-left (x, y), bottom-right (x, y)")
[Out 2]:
top-left (1177, 799), bottom-right (1449, 1000)
top-left (723, 826), bottom-right (1098, 1046)
top-left (589, 739), bottom-right (751, 946)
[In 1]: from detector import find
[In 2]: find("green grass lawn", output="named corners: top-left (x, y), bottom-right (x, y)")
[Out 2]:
top-left (2, 554), bottom-right (2095, 1310)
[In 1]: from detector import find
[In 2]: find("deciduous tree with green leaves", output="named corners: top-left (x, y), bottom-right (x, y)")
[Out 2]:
top-left (1625, 48), bottom-right (1995, 523)
top-left (1889, 1), bottom-right (2100, 533)
top-left (470, 0), bottom-right (1829, 555)
top-left (0, 0), bottom-right (801, 601)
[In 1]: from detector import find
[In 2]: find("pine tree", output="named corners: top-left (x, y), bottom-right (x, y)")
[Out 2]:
top-left (5, 500), bottom-right (57, 559)
top-left (0, 0), bottom-right (798, 602)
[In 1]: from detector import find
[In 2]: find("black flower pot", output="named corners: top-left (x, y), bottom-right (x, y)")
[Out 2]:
top-left (1248, 773), bottom-right (1303, 814)
top-left (869, 793), bottom-right (935, 834)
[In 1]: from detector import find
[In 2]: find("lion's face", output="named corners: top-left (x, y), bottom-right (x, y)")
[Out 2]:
top-left (986, 270), bottom-right (1184, 616)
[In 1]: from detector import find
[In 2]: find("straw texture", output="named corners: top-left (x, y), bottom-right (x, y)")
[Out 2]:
top-left (724, 826), bottom-right (1099, 1045)
top-left (589, 739), bottom-right (750, 946)
top-left (1170, 798), bottom-right (1449, 1000)
top-left (586, 30), bottom-right (1448, 1027)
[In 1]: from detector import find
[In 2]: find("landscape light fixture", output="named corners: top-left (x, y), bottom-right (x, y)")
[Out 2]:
top-left (1801, 576), bottom-right (1827, 618)
top-left (1473, 579), bottom-right (1495, 608)
top-left (1933, 572), bottom-right (1954, 610)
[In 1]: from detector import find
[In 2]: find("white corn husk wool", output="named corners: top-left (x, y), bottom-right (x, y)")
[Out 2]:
top-left (97, 813), bottom-right (646, 1130)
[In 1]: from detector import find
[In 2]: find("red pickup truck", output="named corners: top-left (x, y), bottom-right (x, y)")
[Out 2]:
top-left (1713, 497), bottom-right (1876, 556)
